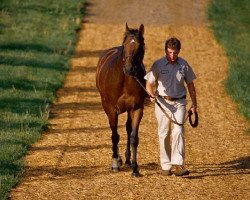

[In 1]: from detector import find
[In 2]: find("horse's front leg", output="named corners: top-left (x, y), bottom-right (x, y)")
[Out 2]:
top-left (107, 110), bottom-right (122, 172)
top-left (130, 108), bottom-right (143, 177)
top-left (125, 111), bottom-right (132, 167)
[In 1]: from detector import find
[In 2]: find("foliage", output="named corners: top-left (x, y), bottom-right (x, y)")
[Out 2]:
top-left (208, 0), bottom-right (250, 120)
top-left (0, 0), bottom-right (86, 199)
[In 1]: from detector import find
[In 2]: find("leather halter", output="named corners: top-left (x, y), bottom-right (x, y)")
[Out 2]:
top-left (122, 47), bottom-right (138, 75)
top-left (122, 33), bottom-right (143, 76)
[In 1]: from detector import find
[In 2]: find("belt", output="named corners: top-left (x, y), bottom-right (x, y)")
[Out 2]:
top-left (160, 95), bottom-right (186, 101)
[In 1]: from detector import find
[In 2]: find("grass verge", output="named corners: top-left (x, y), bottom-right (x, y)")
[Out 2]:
top-left (208, 0), bottom-right (250, 122)
top-left (0, 0), bottom-right (86, 199)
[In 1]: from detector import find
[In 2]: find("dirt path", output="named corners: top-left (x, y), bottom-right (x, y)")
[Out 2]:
top-left (11, 0), bottom-right (250, 199)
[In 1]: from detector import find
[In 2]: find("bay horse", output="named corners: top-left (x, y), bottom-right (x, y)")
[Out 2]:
top-left (96, 24), bottom-right (146, 177)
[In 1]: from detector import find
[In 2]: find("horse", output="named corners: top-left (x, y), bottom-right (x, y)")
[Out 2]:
top-left (96, 23), bottom-right (146, 177)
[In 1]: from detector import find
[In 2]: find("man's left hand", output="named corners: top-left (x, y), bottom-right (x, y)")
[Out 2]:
top-left (190, 105), bottom-right (197, 114)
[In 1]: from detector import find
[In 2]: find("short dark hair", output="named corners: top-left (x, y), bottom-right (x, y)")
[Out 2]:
top-left (165, 37), bottom-right (181, 51)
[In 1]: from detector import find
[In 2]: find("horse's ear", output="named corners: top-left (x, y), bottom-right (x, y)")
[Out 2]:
top-left (139, 24), bottom-right (144, 35)
top-left (125, 23), bottom-right (129, 32)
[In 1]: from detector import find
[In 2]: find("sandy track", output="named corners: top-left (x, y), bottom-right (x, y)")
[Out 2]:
top-left (11, 0), bottom-right (250, 199)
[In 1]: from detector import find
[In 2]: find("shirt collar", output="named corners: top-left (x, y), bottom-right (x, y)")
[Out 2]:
top-left (165, 57), bottom-right (180, 65)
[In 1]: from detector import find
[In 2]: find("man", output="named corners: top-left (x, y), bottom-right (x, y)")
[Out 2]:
top-left (144, 37), bottom-right (197, 176)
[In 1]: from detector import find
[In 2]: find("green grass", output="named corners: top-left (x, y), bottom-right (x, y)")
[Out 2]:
top-left (0, 0), bottom-right (86, 199)
top-left (208, 0), bottom-right (250, 121)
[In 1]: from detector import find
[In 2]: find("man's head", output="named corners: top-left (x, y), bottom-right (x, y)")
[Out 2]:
top-left (165, 37), bottom-right (181, 63)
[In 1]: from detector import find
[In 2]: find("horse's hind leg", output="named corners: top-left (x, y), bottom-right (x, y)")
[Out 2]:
top-left (125, 112), bottom-right (132, 167)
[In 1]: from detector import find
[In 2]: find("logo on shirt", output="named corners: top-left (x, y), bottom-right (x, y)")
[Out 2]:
top-left (178, 67), bottom-right (185, 77)
top-left (161, 70), bottom-right (169, 74)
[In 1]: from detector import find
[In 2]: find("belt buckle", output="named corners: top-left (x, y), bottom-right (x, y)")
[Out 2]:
top-left (164, 96), bottom-right (173, 101)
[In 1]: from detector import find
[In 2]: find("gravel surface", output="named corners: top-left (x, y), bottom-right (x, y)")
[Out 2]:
top-left (11, 0), bottom-right (250, 199)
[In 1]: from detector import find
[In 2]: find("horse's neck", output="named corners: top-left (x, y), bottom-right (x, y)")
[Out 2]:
top-left (117, 45), bottom-right (124, 56)
top-left (137, 68), bottom-right (146, 84)
top-left (117, 45), bottom-right (145, 83)
top-left (106, 46), bottom-right (124, 66)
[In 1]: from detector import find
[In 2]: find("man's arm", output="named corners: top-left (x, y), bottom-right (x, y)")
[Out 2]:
top-left (187, 81), bottom-right (197, 113)
top-left (146, 81), bottom-right (156, 102)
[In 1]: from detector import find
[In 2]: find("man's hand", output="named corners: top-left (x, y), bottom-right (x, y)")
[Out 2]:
top-left (150, 96), bottom-right (156, 103)
top-left (146, 81), bottom-right (156, 103)
top-left (190, 105), bottom-right (197, 114)
top-left (187, 82), bottom-right (197, 114)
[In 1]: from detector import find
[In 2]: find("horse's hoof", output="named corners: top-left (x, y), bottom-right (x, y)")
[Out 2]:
top-left (125, 164), bottom-right (132, 168)
top-left (125, 161), bottom-right (132, 168)
top-left (112, 167), bottom-right (120, 173)
top-left (117, 157), bottom-right (123, 167)
top-left (131, 172), bottom-right (142, 177)
top-left (112, 157), bottom-right (122, 169)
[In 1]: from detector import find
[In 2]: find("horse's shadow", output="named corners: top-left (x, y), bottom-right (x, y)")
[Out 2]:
top-left (21, 156), bottom-right (250, 181)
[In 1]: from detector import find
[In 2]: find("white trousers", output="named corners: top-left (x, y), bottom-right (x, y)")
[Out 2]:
top-left (155, 98), bottom-right (186, 170)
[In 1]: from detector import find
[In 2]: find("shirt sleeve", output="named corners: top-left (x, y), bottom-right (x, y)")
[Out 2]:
top-left (185, 64), bottom-right (197, 84)
top-left (144, 62), bottom-right (157, 84)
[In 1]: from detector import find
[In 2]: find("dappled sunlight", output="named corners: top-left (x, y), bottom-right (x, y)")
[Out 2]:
top-left (11, 0), bottom-right (250, 200)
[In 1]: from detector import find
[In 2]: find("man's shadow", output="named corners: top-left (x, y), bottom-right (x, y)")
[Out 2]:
top-left (185, 156), bottom-right (250, 179)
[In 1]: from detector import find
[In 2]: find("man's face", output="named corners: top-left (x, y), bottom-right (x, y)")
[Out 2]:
top-left (165, 48), bottom-right (179, 63)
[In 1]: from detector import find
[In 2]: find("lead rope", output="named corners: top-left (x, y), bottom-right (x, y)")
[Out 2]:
top-left (133, 76), bottom-right (198, 127)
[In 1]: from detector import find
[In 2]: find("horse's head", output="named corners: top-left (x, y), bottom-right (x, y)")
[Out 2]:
top-left (122, 23), bottom-right (145, 76)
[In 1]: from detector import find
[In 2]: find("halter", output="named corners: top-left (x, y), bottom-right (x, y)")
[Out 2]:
top-left (122, 38), bottom-right (136, 60)
top-left (122, 43), bottom-right (138, 76)
top-left (122, 57), bottom-right (138, 76)
top-left (122, 32), bottom-right (143, 76)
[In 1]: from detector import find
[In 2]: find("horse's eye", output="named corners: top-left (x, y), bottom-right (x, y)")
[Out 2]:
top-left (130, 33), bottom-right (139, 37)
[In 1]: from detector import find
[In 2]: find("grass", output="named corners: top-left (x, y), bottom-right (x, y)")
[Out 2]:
top-left (0, 0), bottom-right (86, 199)
top-left (208, 0), bottom-right (250, 122)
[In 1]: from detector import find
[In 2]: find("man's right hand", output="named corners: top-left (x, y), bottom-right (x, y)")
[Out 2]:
top-left (146, 81), bottom-right (156, 103)
top-left (150, 96), bottom-right (156, 103)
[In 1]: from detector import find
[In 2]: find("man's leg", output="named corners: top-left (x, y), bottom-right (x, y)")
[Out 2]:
top-left (171, 100), bottom-right (189, 176)
top-left (171, 102), bottom-right (186, 166)
top-left (155, 104), bottom-right (171, 171)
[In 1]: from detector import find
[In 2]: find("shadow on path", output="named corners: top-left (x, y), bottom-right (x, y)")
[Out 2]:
top-left (185, 156), bottom-right (250, 179)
